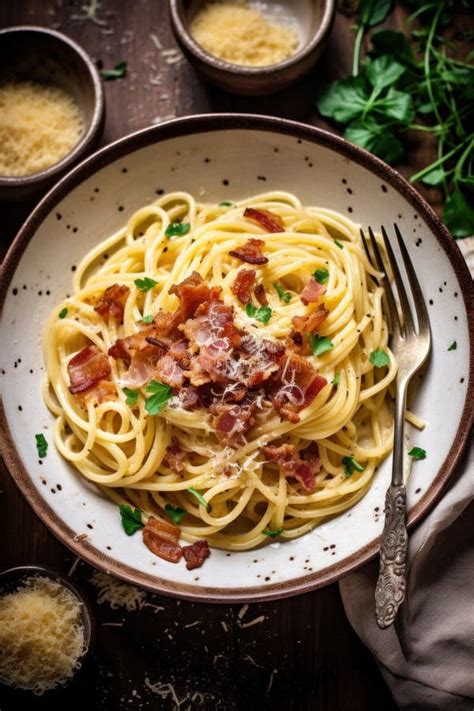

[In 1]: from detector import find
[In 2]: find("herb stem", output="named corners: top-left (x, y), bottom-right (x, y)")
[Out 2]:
top-left (409, 141), bottom-right (463, 183)
top-left (352, 24), bottom-right (365, 76)
top-left (423, 3), bottom-right (446, 135)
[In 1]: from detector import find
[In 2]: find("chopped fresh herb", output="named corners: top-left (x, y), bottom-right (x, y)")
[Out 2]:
top-left (245, 303), bottom-right (272, 324)
top-left (58, 307), bottom-right (68, 319)
top-left (314, 268), bottom-right (329, 284)
top-left (263, 528), bottom-right (283, 538)
top-left (448, 341), bottom-right (457, 351)
top-left (274, 283), bottom-right (291, 303)
top-left (369, 350), bottom-right (390, 367)
top-left (35, 433), bottom-right (48, 459)
top-left (142, 314), bottom-right (154, 324)
top-left (187, 487), bottom-right (209, 508)
top-left (334, 239), bottom-right (344, 249)
top-left (134, 276), bottom-right (158, 292)
top-left (342, 456), bottom-right (365, 477)
top-left (165, 503), bottom-right (187, 524)
top-left (144, 380), bottom-right (173, 415)
top-left (119, 504), bottom-right (144, 535)
top-left (123, 387), bottom-right (139, 407)
top-left (219, 201), bottom-right (233, 207)
top-left (332, 373), bottom-right (341, 385)
top-left (308, 334), bottom-right (334, 356)
top-left (100, 61), bottom-right (127, 80)
top-left (408, 446), bottom-right (427, 460)
top-left (165, 222), bottom-right (190, 238)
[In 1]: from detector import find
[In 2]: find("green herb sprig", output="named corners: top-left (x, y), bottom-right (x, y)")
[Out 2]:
top-left (35, 433), bottom-right (48, 459)
top-left (246, 303), bottom-right (272, 324)
top-left (119, 504), bottom-right (144, 535)
top-left (165, 222), bottom-right (190, 238)
top-left (145, 380), bottom-right (173, 415)
top-left (100, 61), bottom-right (127, 80)
top-left (263, 528), bottom-right (283, 538)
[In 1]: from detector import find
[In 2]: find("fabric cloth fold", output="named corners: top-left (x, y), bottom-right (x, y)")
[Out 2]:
top-left (339, 445), bottom-right (474, 710)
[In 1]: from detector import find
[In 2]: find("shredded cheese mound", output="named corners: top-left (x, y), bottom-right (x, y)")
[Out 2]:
top-left (89, 570), bottom-right (147, 610)
top-left (0, 576), bottom-right (85, 695)
top-left (190, 1), bottom-right (298, 67)
top-left (0, 80), bottom-right (84, 177)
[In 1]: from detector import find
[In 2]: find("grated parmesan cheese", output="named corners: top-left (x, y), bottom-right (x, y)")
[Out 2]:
top-left (0, 81), bottom-right (84, 177)
top-left (0, 576), bottom-right (85, 695)
top-left (190, 1), bottom-right (298, 67)
top-left (89, 570), bottom-right (147, 610)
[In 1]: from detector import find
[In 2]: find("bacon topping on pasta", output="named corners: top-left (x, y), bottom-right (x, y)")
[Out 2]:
top-left (231, 269), bottom-right (256, 304)
top-left (142, 517), bottom-right (182, 563)
top-left (243, 207), bottom-right (284, 233)
top-left (300, 277), bottom-right (325, 305)
top-left (182, 540), bottom-right (210, 570)
top-left (261, 444), bottom-right (321, 493)
top-left (229, 238), bottom-right (268, 265)
top-left (94, 284), bottom-right (130, 322)
top-left (68, 346), bottom-right (111, 394)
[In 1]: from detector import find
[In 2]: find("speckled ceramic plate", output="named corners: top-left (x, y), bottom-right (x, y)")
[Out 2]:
top-left (1, 115), bottom-right (472, 602)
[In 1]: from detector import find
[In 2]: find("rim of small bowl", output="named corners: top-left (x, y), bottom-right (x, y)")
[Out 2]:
top-left (0, 113), bottom-right (472, 603)
top-left (169, 0), bottom-right (336, 76)
top-left (0, 26), bottom-right (105, 189)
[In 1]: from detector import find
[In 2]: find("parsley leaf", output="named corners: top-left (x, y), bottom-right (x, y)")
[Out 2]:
top-left (123, 387), bottom-right (139, 407)
top-left (145, 380), bottom-right (173, 415)
top-left (134, 276), bottom-right (157, 292)
top-left (100, 61), bottom-right (127, 81)
top-left (35, 433), bottom-right (48, 459)
top-left (345, 117), bottom-right (405, 164)
top-left (219, 201), bottom-right (233, 207)
top-left (408, 447), bottom-right (427, 460)
top-left (370, 350), bottom-right (390, 367)
top-left (342, 456), bottom-right (365, 477)
top-left (447, 341), bottom-right (457, 351)
top-left (332, 373), bottom-right (341, 385)
top-left (119, 504), bottom-right (144, 535)
top-left (274, 283), bottom-right (291, 303)
top-left (165, 503), bottom-right (187, 524)
top-left (317, 75), bottom-right (370, 124)
top-left (444, 190), bottom-right (474, 239)
top-left (263, 528), bottom-right (283, 538)
top-left (165, 222), bottom-right (190, 238)
top-left (314, 268), bottom-right (329, 284)
top-left (142, 314), bottom-right (154, 324)
top-left (308, 334), bottom-right (334, 356)
top-left (58, 307), bottom-right (68, 319)
top-left (187, 487), bottom-right (209, 508)
top-left (334, 239), bottom-right (344, 249)
top-left (246, 303), bottom-right (272, 324)
top-left (358, 0), bottom-right (392, 28)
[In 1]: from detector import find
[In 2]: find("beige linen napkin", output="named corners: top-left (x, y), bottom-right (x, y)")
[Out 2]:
top-left (339, 238), bottom-right (474, 710)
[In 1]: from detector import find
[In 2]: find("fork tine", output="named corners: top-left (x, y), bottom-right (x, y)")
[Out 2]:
top-left (393, 223), bottom-right (430, 336)
top-left (360, 227), bottom-right (373, 265)
top-left (381, 225), bottom-right (415, 336)
top-left (367, 226), bottom-right (398, 335)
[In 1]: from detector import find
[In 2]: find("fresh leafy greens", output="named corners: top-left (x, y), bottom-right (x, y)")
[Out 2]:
top-left (119, 504), bottom-right (144, 535)
top-left (332, 373), bottom-right (341, 386)
top-left (274, 283), bottom-right (292, 303)
top-left (134, 276), bottom-right (158, 292)
top-left (142, 314), bottom-right (154, 324)
top-left (100, 61), bottom-right (127, 80)
top-left (123, 387), bottom-right (139, 407)
top-left (165, 222), bottom-right (190, 238)
top-left (187, 487), bottom-right (209, 508)
top-left (263, 528), bottom-right (283, 538)
top-left (35, 433), bottom-right (48, 459)
top-left (334, 239), bottom-right (344, 249)
top-left (447, 341), bottom-right (457, 351)
top-left (314, 268), bottom-right (329, 284)
top-left (316, 0), bottom-right (474, 238)
top-left (308, 334), bottom-right (334, 356)
top-left (219, 201), bottom-right (233, 207)
top-left (58, 307), bottom-right (68, 319)
top-left (342, 456), bottom-right (365, 477)
top-left (144, 380), bottom-right (173, 415)
top-left (165, 503), bottom-right (187, 524)
top-left (370, 350), bottom-right (390, 367)
top-left (246, 303), bottom-right (272, 324)
top-left (408, 446), bottom-right (427, 460)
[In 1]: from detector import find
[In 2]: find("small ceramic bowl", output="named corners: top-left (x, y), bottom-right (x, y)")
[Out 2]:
top-left (0, 26), bottom-right (105, 202)
top-left (0, 565), bottom-right (95, 696)
top-left (169, 0), bottom-right (336, 95)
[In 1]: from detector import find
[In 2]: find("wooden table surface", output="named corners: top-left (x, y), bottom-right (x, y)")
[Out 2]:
top-left (1, 2), bottom-right (443, 708)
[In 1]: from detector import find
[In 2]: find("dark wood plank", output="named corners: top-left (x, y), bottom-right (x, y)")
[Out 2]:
top-left (0, 2), bottom-right (409, 709)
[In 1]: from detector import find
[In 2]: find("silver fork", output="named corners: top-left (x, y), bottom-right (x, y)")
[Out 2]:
top-left (360, 224), bottom-right (431, 629)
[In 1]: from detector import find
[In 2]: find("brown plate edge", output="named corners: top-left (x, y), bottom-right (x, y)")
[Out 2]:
top-left (0, 113), bottom-right (472, 603)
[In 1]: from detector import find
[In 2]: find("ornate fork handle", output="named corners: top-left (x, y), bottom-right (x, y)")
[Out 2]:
top-left (375, 483), bottom-right (408, 629)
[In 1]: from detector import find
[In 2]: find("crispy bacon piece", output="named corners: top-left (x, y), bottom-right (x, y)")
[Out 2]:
top-left (229, 239), bottom-right (268, 265)
top-left (163, 438), bottom-right (187, 474)
top-left (266, 354), bottom-right (327, 422)
top-left (142, 517), bottom-right (182, 563)
top-left (292, 305), bottom-right (329, 335)
top-left (169, 272), bottom-right (221, 320)
top-left (300, 278), bottom-right (325, 305)
top-left (154, 354), bottom-right (185, 388)
top-left (211, 398), bottom-right (257, 447)
top-left (254, 283), bottom-right (268, 306)
top-left (94, 284), bottom-right (130, 322)
top-left (83, 379), bottom-right (116, 404)
top-left (239, 334), bottom-right (285, 387)
top-left (231, 269), bottom-right (256, 304)
top-left (182, 540), bottom-right (210, 570)
top-left (243, 207), bottom-right (284, 233)
top-left (68, 346), bottom-right (111, 394)
top-left (178, 385), bottom-right (202, 410)
top-left (261, 444), bottom-right (321, 493)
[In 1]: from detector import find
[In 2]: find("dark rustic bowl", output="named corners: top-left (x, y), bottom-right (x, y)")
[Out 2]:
top-left (169, 0), bottom-right (336, 95)
top-left (0, 565), bottom-right (95, 696)
top-left (0, 26), bottom-right (105, 202)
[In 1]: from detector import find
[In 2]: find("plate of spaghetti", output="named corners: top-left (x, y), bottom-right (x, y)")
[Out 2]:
top-left (1, 115), bottom-right (472, 601)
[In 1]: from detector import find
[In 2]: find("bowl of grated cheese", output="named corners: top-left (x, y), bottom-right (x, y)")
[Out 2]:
top-left (169, 0), bottom-right (336, 95)
top-left (0, 565), bottom-right (95, 698)
top-left (0, 26), bottom-right (105, 201)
